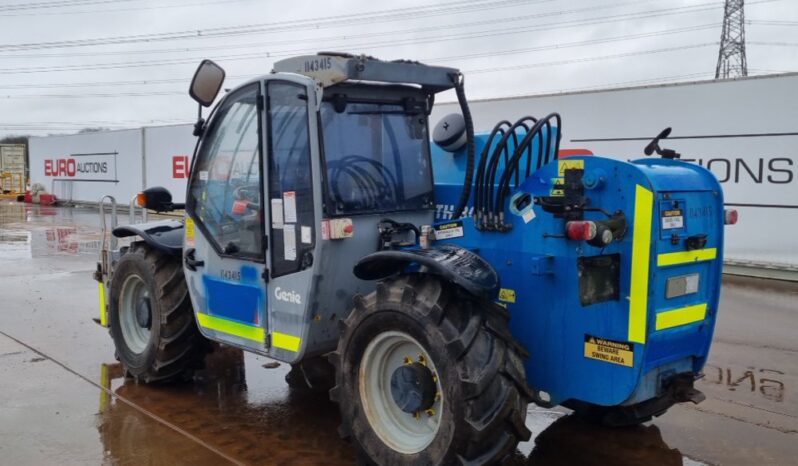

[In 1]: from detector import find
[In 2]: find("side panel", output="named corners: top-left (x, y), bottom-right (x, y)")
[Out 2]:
top-left (432, 154), bottom-right (724, 407)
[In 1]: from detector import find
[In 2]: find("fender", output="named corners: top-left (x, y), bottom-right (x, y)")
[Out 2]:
top-left (353, 244), bottom-right (499, 300)
top-left (113, 219), bottom-right (184, 256)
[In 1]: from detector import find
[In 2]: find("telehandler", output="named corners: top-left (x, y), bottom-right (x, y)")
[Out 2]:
top-left (95, 53), bottom-right (735, 465)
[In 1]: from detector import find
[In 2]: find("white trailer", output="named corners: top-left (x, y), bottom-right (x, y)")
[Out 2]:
top-left (27, 73), bottom-right (798, 279)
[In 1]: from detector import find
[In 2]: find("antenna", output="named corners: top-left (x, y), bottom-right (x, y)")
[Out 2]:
top-left (716, 0), bottom-right (748, 79)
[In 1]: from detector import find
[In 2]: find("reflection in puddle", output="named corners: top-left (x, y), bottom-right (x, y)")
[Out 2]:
top-left (0, 202), bottom-right (105, 258)
top-left (701, 365), bottom-right (786, 402)
top-left (96, 346), bottom-right (703, 466)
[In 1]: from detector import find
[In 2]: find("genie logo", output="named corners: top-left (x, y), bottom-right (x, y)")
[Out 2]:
top-left (274, 287), bottom-right (302, 304)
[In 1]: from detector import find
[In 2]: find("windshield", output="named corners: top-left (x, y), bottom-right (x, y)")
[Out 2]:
top-left (320, 102), bottom-right (433, 215)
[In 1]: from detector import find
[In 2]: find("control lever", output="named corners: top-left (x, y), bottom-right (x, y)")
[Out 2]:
top-left (644, 127), bottom-right (680, 159)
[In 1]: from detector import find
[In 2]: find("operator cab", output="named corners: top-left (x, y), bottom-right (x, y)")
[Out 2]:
top-left (180, 53), bottom-right (464, 362)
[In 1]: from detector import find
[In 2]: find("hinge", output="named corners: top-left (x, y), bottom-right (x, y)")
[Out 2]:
top-left (258, 95), bottom-right (266, 111)
top-left (264, 333), bottom-right (271, 349)
top-left (262, 268), bottom-right (270, 283)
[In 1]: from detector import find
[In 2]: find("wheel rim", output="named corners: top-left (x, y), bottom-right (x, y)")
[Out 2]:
top-left (359, 330), bottom-right (444, 454)
top-left (119, 274), bottom-right (152, 354)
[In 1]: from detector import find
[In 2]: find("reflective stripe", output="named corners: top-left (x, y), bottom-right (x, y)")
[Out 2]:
top-left (98, 282), bottom-right (107, 327)
top-left (272, 331), bottom-right (301, 352)
top-left (628, 185), bottom-right (654, 344)
top-left (655, 303), bottom-right (708, 330)
top-left (196, 313), bottom-right (264, 342)
top-left (657, 248), bottom-right (717, 267)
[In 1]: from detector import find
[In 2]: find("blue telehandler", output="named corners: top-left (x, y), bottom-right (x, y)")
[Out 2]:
top-left (95, 53), bottom-right (735, 465)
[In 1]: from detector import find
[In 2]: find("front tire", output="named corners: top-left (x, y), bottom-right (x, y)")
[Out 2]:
top-left (109, 242), bottom-right (208, 383)
top-left (331, 275), bottom-right (531, 466)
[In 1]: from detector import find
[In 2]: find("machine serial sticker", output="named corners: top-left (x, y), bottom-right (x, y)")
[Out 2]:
top-left (584, 334), bottom-right (634, 367)
top-left (434, 220), bottom-right (464, 239)
top-left (661, 208), bottom-right (684, 230)
top-left (498, 288), bottom-right (516, 303)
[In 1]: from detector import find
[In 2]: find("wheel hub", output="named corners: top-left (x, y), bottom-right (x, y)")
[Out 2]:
top-left (135, 296), bottom-right (152, 329)
top-left (390, 362), bottom-right (436, 413)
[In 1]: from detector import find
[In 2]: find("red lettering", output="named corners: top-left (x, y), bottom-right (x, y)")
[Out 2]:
top-left (57, 159), bottom-right (67, 176)
top-left (173, 155), bottom-right (189, 179)
top-left (44, 159), bottom-right (53, 176)
top-left (66, 159), bottom-right (76, 177)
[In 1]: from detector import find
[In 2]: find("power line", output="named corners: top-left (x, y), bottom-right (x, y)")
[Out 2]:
top-left (1, 42), bottom-right (720, 98)
top-left (0, 5), bottom-right (728, 75)
top-left (0, 0), bottom-right (253, 17)
top-left (0, 0), bottom-right (550, 52)
top-left (0, 0), bottom-right (669, 59)
top-left (0, 0), bottom-right (141, 12)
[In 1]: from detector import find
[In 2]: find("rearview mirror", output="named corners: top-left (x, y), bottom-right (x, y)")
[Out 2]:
top-left (189, 59), bottom-right (225, 107)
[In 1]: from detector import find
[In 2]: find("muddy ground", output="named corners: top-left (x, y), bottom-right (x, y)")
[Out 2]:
top-left (0, 201), bottom-right (796, 465)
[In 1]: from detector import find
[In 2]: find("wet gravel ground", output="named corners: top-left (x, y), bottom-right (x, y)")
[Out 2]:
top-left (1, 201), bottom-right (796, 465)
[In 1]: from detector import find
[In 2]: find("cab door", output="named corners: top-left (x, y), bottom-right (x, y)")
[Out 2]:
top-left (184, 82), bottom-right (270, 354)
top-left (261, 77), bottom-right (319, 362)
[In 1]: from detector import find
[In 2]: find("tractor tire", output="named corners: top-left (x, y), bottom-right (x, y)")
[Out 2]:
top-left (330, 274), bottom-right (531, 466)
top-left (108, 242), bottom-right (208, 383)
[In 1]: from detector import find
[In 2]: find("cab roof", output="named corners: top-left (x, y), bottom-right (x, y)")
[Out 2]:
top-left (272, 52), bottom-right (460, 94)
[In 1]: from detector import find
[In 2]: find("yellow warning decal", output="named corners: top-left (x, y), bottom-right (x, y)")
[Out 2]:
top-left (655, 303), bottom-right (708, 330)
top-left (185, 216), bottom-right (196, 247)
top-left (558, 159), bottom-right (584, 176)
top-left (550, 177), bottom-right (564, 196)
top-left (584, 334), bottom-right (634, 367)
top-left (196, 313), bottom-right (264, 342)
top-left (272, 331), bottom-right (301, 352)
top-left (498, 288), bottom-right (516, 303)
top-left (657, 248), bottom-right (717, 267)
top-left (628, 185), bottom-right (653, 344)
top-left (98, 282), bottom-right (107, 327)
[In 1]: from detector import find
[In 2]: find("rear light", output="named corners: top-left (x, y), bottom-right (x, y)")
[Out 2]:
top-left (566, 220), bottom-right (597, 241)
top-left (724, 208), bottom-right (738, 225)
top-left (136, 192), bottom-right (145, 207)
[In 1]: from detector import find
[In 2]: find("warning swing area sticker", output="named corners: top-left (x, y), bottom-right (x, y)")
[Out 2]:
top-left (584, 334), bottom-right (634, 367)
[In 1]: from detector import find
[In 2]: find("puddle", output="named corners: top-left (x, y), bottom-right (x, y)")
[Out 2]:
top-left (95, 346), bottom-right (705, 466)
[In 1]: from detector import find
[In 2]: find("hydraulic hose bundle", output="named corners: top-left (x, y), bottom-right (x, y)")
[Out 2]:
top-left (474, 113), bottom-right (562, 231)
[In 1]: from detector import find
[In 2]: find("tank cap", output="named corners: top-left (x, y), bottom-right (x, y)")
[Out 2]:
top-left (433, 113), bottom-right (467, 152)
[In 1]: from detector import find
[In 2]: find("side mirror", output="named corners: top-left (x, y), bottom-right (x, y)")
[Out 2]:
top-left (189, 59), bottom-right (225, 107)
top-left (137, 187), bottom-right (184, 212)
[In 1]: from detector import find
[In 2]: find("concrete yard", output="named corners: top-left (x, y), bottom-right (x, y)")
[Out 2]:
top-left (1, 201), bottom-right (796, 465)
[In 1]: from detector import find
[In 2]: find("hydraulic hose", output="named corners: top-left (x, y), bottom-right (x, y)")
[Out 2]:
top-left (494, 113), bottom-right (562, 223)
top-left (473, 121), bottom-right (511, 227)
top-left (483, 117), bottom-right (536, 228)
top-left (450, 73), bottom-right (475, 220)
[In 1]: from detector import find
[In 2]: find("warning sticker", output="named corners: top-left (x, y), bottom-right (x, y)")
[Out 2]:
top-left (434, 220), bottom-right (464, 239)
top-left (550, 177), bottom-right (564, 196)
top-left (584, 334), bottom-right (634, 367)
top-left (661, 208), bottom-right (684, 230)
top-left (498, 288), bottom-right (516, 303)
top-left (283, 191), bottom-right (297, 224)
top-left (558, 159), bottom-right (584, 176)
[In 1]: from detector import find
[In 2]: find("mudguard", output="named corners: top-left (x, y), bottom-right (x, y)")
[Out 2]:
top-left (113, 219), bottom-right (184, 256)
top-left (353, 244), bottom-right (499, 300)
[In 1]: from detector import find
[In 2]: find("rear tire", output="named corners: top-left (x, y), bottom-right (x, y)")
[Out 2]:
top-left (330, 274), bottom-right (531, 466)
top-left (109, 242), bottom-right (208, 383)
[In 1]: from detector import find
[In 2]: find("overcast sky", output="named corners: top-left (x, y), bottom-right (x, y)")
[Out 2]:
top-left (0, 0), bottom-right (796, 137)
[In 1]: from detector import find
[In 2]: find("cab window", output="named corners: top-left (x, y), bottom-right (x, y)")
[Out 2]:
top-left (187, 83), bottom-right (264, 259)
top-left (267, 81), bottom-right (315, 277)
